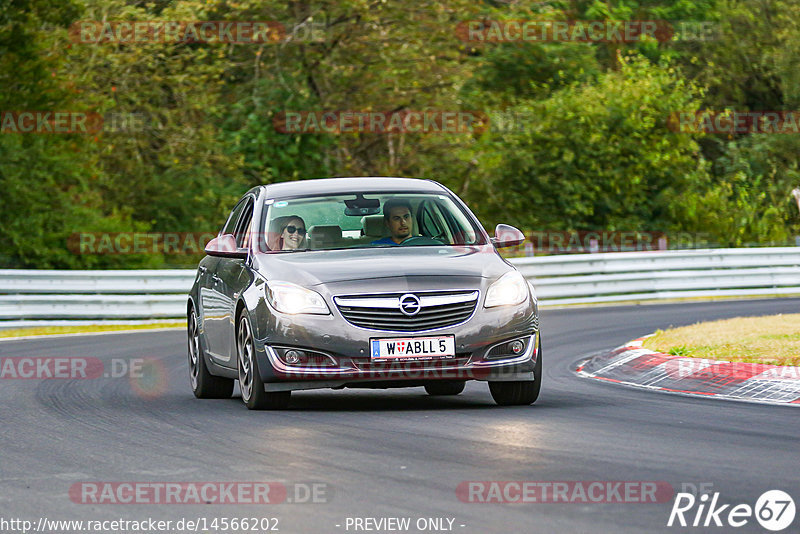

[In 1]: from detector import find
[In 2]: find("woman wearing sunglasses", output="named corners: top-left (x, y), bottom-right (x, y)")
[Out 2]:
top-left (280, 216), bottom-right (307, 250)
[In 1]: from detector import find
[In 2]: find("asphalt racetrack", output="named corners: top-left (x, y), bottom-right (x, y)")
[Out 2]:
top-left (1, 299), bottom-right (799, 533)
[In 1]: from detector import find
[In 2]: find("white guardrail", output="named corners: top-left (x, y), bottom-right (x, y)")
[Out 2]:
top-left (1, 248), bottom-right (799, 324)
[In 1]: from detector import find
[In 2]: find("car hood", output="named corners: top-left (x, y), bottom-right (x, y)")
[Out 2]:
top-left (251, 245), bottom-right (512, 287)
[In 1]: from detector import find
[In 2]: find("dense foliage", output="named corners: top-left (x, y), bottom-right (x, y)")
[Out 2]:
top-left (1, 0), bottom-right (798, 267)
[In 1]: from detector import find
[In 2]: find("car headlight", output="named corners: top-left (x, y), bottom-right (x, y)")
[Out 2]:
top-left (265, 281), bottom-right (330, 315)
top-left (484, 271), bottom-right (529, 308)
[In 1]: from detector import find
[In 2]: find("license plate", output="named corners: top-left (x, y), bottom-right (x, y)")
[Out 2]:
top-left (370, 336), bottom-right (456, 361)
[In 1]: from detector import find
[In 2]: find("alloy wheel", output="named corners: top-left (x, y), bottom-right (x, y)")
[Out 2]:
top-left (237, 317), bottom-right (254, 402)
top-left (188, 310), bottom-right (200, 390)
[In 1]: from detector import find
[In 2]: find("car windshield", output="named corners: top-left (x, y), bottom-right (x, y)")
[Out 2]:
top-left (259, 192), bottom-right (486, 252)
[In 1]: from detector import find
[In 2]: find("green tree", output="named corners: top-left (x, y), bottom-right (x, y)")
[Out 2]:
top-left (466, 53), bottom-right (709, 234)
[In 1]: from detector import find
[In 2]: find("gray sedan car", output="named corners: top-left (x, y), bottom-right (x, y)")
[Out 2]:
top-left (187, 177), bottom-right (541, 409)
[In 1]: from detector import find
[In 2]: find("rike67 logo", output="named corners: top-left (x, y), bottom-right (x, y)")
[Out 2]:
top-left (668, 489), bottom-right (795, 531)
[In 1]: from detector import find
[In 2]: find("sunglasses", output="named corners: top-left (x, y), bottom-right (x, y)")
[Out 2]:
top-left (284, 225), bottom-right (306, 235)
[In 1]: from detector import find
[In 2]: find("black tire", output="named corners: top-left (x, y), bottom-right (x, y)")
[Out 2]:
top-left (488, 334), bottom-right (542, 406)
top-left (424, 381), bottom-right (466, 396)
top-left (237, 309), bottom-right (291, 410)
top-left (188, 306), bottom-right (234, 399)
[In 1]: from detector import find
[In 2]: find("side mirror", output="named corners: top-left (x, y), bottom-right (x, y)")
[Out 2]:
top-left (491, 224), bottom-right (525, 249)
top-left (205, 234), bottom-right (248, 259)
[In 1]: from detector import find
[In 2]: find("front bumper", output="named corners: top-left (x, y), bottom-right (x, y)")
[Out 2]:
top-left (250, 302), bottom-right (538, 391)
top-left (258, 331), bottom-right (538, 391)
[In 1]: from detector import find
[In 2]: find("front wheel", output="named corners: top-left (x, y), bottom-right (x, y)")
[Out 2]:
top-left (188, 306), bottom-right (234, 399)
top-left (237, 310), bottom-right (291, 410)
top-left (488, 334), bottom-right (542, 406)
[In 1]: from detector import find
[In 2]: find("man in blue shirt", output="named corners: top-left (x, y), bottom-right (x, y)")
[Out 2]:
top-left (372, 199), bottom-right (413, 246)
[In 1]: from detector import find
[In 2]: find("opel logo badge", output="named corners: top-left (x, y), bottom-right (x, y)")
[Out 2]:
top-left (398, 294), bottom-right (421, 316)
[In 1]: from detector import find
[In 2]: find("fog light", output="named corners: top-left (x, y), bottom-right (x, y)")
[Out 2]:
top-left (284, 350), bottom-right (303, 364)
top-left (509, 340), bottom-right (524, 354)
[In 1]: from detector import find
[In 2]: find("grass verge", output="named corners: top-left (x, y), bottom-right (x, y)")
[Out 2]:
top-left (0, 322), bottom-right (184, 339)
top-left (642, 313), bottom-right (800, 366)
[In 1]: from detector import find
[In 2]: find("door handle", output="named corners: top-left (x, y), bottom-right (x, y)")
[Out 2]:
top-left (198, 266), bottom-right (207, 274)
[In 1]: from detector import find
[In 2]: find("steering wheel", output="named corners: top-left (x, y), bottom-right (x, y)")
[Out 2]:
top-left (400, 236), bottom-right (443, 246)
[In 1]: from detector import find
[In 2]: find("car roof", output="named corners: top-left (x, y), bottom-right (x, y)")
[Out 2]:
top-left (262, 177), bottom-right (446, 198)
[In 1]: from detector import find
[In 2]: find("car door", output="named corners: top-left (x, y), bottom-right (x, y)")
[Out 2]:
top-left (213, 196), bottom-right (255, 366)
top-left (202, 198), bottom-right (247, 359)
top-left (197, 254), bottom-right (220, 348)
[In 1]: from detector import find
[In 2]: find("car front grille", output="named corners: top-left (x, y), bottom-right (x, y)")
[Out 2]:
top-left (334, 290), bottom-right (479, 332)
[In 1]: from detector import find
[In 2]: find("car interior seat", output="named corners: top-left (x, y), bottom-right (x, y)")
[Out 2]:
top-left (308, 225), bottom-right (343, 249)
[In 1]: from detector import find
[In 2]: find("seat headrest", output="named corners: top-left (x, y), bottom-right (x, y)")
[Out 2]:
top-left (362, 215), bottom-right (387, 237)
top-left (309, 225), bottom-right (342, 248)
